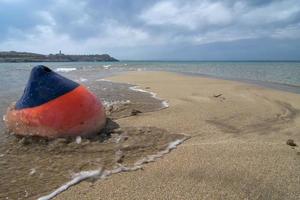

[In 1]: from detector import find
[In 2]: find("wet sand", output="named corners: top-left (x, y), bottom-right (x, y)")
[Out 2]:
top-left (56, 71), bottom-right (300, 200)
top-left (0, 79), bottom-right (186, 200)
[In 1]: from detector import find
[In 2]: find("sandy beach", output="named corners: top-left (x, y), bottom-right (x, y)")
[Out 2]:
top-left (54, 71), bottom-right (300, 200)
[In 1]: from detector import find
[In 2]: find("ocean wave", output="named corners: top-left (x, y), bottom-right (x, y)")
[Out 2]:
top-left (55, 68), bottom-right (77, 72)
top-left (96, 78), bottom-right (112, 82)
top-left (103, 65), bottom-right (111, 69)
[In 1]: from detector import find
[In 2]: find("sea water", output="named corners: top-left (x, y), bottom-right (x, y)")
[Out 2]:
top-left (0, 61), bottom-right (180, 199)
top-left (1, 61), bottom-right (300, 109)
top-left (1, 60), bottom-right (300, 199)
top-left (1, 60), bottom-right (300, 144)
top-left (1, 61), bottom-right (299, 143)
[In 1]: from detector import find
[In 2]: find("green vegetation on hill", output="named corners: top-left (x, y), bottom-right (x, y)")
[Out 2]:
top-left (0, 51), bottom-right (119, 62)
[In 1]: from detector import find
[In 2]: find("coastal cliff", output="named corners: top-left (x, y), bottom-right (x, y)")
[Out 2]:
top-left (0, 51), bottom-right (119, 62)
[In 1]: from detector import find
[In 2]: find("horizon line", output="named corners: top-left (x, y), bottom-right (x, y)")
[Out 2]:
top-left (120, 59), bottom-right (300, 62)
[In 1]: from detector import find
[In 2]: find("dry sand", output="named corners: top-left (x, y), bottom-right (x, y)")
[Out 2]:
top-left (55, 71), bottom-right (300, 200)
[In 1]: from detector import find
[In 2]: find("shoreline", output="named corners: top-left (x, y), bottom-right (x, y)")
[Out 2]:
top-left (179, 71), bottom-right (300, 95)
top-left (102, 69), bottom-right (300, 95)
top-left (55, 71), bottom-right (300, 200)
top-left (95, 68), bottom-right (300, 95)
top-left (1, 61), bottom-right (300, 96)
top-left (0, 72), bottom-right (178, 200)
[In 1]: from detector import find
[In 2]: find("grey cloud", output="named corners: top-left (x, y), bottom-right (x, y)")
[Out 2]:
top-left (0, 0), bottom-right (299, 60)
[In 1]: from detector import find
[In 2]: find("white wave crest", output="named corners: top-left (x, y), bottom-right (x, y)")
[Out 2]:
top-left (55, 68), bottom-right (77, 72)
top-left (103, 65), bottom-right (111, 69)
top-left (96, 78), bottom-right (112, 82)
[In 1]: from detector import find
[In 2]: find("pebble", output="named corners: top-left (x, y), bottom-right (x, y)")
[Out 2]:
top-left (29, 168), bottom-right (36, 175)
top-left (286, 139), bottom-right (297, 147)
top-left (76, 136), bottom-right (82, 144)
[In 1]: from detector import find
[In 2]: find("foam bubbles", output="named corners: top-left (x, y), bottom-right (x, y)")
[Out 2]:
top-left (38, 170), bottom-right (102, 200)
top-left (129, 86), bottom-right (169, 108)
top-left (96, 78), bottom-right (112, 82)
top-left (103, 100), bottom-right (131, 107)
top-left (38, 137), bottom-right (187, 200)
top-left (103, 65), bottom-right (111, 69)
top-left (79, 77), bottom-right (88, 82)
top-left (55, 68), bottom-right (77, 72)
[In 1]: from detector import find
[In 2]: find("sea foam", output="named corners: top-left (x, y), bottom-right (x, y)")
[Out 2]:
top-left (129, 86), bottom-right (169, 108)
top-left (55, 68), bottom-right (77, 72)
top-left (96, 79), bottom-right (169, 108)
top-left (102, 100), bottom-right (131, 107)
top-left (79, 77), bottom-right (88, 82)
top-left (103, 65), bottom-right (111, 69)
top-left (38, 137), bottom-right (187, 200)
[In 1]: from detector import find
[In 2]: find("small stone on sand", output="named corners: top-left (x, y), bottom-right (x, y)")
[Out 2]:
top-left (213, 94), bottom-right (223, 98)
top-left (29, 168), bottom-right (36, 176)
top-left (131, 109), bottom-right (142, 116)
top-left (286, 139), bottom-right (297, 147)
top-left (76, 136), bottom-right (82, 144)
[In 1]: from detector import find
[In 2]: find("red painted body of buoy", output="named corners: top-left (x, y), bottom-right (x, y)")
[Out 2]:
top-left (5, 65), bottom-right (106, 138)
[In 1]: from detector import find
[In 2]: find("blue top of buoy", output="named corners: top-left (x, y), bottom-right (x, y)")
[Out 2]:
top-left (15, 65), bottom-right (79, 110)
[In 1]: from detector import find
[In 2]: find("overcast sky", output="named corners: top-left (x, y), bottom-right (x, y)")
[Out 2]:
top-left (0, 0), bottom-right (300, 60)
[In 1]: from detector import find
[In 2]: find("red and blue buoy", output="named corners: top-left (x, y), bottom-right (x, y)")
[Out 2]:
top-left (5, 65), bottom-right (106, 138)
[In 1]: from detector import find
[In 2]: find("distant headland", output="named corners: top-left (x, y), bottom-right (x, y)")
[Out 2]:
top-left (0, 51), bottom-right (119, 62)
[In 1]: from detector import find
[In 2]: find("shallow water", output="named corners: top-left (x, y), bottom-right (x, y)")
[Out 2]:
top-left (0, 64), bottom-right (177, 199)
top-left (0, 78), bottom-right (181, 199)
top-left (1, 61), bottom-right (300, 120)
top-left (1, 61), bottom-right (300, 199)
top-left (1, 123), bottom-right (185, 199)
